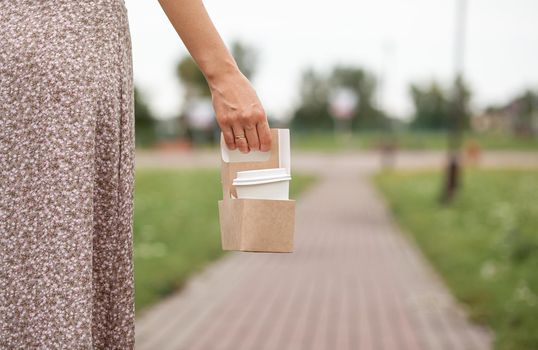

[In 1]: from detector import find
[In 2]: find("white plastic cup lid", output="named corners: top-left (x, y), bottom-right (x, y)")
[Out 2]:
top-left (233, 168), bottom-right (291, 186)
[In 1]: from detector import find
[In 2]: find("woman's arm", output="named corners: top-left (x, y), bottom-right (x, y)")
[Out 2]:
top-left (158, 0), bottom-right (271, 153)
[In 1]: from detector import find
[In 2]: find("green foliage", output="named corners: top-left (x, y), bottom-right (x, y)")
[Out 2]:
top-left (409, 82), bottom-right (450, 129)
top-left (375, 169), bottom-right (538, 350)
top-left (175, 40), bottom-right (259, 102)
top-left (134, 169), bottom-right (316, 312)
top-left (134, 87), bottom-right (157, 148)
top-left (292, 69), bottom-right (333, 130)
top-left (292, 65), bottom-right (389, 131)
top-left (230, 41), bottom-right (258, 80)
top-left (331, 66), bottom-right (388, 129)
top-left (410, 77), bottom-right (471, 130)
top-left (176, 56), bottom-right (210, 98)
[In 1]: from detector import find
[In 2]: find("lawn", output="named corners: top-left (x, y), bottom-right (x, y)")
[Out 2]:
top-left (291, 131), bottom-right (538, 152)
top-left (134, 169), bottom-right (316, 313)
top-left (375, 169), bottom-right (538, 350)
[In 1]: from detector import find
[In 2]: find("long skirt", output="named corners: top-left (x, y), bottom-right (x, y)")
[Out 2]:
top-left (0, 1), bottom-right (135, 348)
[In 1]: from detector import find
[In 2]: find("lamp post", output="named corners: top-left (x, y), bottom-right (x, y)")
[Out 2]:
top-left (442, 0), bottom-right (468, 203)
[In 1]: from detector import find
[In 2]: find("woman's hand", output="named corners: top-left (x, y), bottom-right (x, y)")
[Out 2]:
top-left (158, 0), bottom-right (271, 152)
top-left (209, 70), bottom-right (271, 153)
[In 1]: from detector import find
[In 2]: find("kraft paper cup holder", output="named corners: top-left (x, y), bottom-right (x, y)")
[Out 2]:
top-left (218, 129), bottom-right (295, 253)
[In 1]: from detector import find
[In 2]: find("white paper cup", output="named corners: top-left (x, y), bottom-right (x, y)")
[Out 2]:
top-left (233, 168), bottom-right (291, 200)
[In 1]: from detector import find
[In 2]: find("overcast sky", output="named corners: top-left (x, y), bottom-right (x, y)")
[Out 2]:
top-left (125, 0), bottom-right (538, 120)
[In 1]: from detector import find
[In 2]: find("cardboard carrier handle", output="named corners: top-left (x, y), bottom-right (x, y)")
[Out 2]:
top-left (221, 129), bottom-right (281, 199)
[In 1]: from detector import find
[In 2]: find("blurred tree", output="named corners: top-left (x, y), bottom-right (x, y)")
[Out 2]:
top-left (175, 40), bottom-right (259, 143)
top-left (410, 82), bottom-right (450, 130)
top-left (230, 41), bottom-right (258, 80)
top-left (176, 40), bottom-right (259, 101)
top-left (330, 66), bottom-right (388, 129)
top-left (409, 78), bottom-right (471, 130)
top-left (292, 69), bottom-right (332, 130)
top-left (134, 87), bottom-right (157, 148)
top-left (292, 65), bottom-right (388, 131)
top-left (176, 56), bottom-right (210, 99)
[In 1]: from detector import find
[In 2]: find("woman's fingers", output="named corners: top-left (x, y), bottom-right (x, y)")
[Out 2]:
top-left (210, 73), bottom-right (271, 153)
top-left (222, 127), bottom-right (236, 150)
top-left (210, 69), bottom-right (271, 153)
top-left (244, 124), bottom-right (260, 151)
top-left (256, 121), bottom-right (272, 152)
top-left (232, 125), bottom-right (249, 153)
top-left (221, 119), bottom-right (271, 152)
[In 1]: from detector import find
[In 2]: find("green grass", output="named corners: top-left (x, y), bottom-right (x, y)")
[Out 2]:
top-left (375, 169), bottom-right (538, 350)
top-left (291, 131), bottom-right (538, 152)
top-left (134, 169), bottom-right (316, 313)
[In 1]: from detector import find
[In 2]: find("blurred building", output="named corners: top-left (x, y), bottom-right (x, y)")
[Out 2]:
top-left (472, 91), bottom-right (538, 136)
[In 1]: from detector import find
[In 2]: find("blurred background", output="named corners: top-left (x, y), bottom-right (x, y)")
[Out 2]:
top-left (127, 0), bottom-right (538, 349)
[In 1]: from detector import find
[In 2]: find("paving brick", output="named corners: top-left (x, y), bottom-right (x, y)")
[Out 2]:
top-left (135, 153), bottom-right (495, 350)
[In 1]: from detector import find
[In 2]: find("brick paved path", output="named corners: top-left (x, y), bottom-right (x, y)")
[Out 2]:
top-left (135, 152), bottom-right (495, 350)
